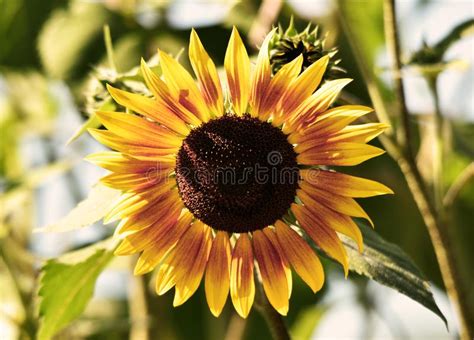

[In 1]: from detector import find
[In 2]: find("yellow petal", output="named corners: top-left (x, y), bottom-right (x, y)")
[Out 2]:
top-left (158, 50), bottom-right (210, 123)
top-left (115, 196), bottom-right (183, 235)
top-left (324, 123), bottom-right (390, 144)
top-left (260, 55), bottom-right (303, 121)
top-left (106, 84), bottom-right (190, 135)
top-left (262, 228), bottom-right (292, 298)
top-left (299, 182), bottom-right (373, 226)
top-left (297, 142), bottom-right (385, 166)
top-left (94, 110), bottom-right (183, 147)
top-left (105, 183), bottom-right (177, 223)
top-left (205, 231), bottom-right (231, 317)
top-left (100, 172), bottom-right (161, 191)
top-left (89, 129), bottom-right (179, 156)
top-left (253, 229), bottom-right (290, 315)
top-left (155, 220), bottom-right (207, 296)
top-left (134, 210), bottom-right (192, 275)
top-left (189, 29), bottom-right (224, 117)
top-left (230, 234), bottom-right (255, 318)
top-left (85, 152), bottom-right (171, 173)
top-left (291, 203), bottom-right (348, 276)
top-left (300, 169), bottom-right (394, 198)
top-left (274, 220), bottom-right (324, 293)
top-left (297, 190), bottom-right (363, 251)
top-left (173, 222), bottom-right (212, 306)
top-left (140, 59), bottom-right (202, 126)
top-left (225, 27), bottom-right (250, 116)
top-left (283, 78), bottom-right (353, 133)
top-left (115, 201), bottom-right (183, 256)
top-left (289, 105), bottom-right (374, 145)
top-left (155, 254), bottom-right (178, 295)
top-left (273, 55), bottom-right (329, 126)
top-left (249, 29), bottom-right (275, 118)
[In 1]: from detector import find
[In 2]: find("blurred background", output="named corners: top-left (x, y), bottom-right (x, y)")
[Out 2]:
top-left (1, 0), bottom-right (473, 339)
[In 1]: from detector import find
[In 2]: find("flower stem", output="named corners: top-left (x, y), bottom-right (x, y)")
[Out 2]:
top-left (128, 257), bottom-right (150, 340)
top-left (383, 1), bottom-right (473, 338)
top-left (254, 280), bottom-right (291, 340)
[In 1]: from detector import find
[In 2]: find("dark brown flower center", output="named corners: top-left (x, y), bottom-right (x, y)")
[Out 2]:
top-left (175, 115), bottom-right (299, 233)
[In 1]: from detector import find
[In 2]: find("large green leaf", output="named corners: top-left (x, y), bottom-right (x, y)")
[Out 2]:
top-left (37, 239), bottom-right (116, 340)
top-left (38, 183), bottom-right (121, 233)
top-left (341, 223), bottom-right (448, 326)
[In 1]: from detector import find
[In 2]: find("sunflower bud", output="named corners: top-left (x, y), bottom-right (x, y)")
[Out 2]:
top-left (269, 19), bottom-right (344, 79)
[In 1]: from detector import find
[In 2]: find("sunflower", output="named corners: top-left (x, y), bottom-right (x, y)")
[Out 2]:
top-left (87, 27), bottom-right (393, 318)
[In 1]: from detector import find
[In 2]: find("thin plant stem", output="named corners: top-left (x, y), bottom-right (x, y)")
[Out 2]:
top-left (427, 75), bottom-right (444, 212)
top-left (103, 25), bottom-right (117, 72)
top-left (383, 0), bottom-right (413, 154)
top-left (128, 257), bottom-right (150, 340)
top-left (444, 162), bottom-right (474, 207)
top-left (254, 280), bottom-right (291, 340)
top-left (224, 312), bottom-right (247, 340)
top-left (383, 1), bottom-right (473, 338)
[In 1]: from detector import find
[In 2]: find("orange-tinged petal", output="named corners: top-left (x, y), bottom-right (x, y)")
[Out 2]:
top-left (189, 29), bottom-right (224, 117)
top-left (274, 220), bottom-right (324, 293)
top-left (225, 27), bottom-right (250, 116)
top-left (89, 129), bottom-right (179, 156)
top-left (289, 105), bottom-right (374, 145)
top-left (323, 123), bottom-right (389, 144)
top-left (283, 78), bottom-right (353, 133)
top-left (173, 222), bottom-right (212, 306)
top-left (140, 59), bottom-right (202, 126)
top-left (155, 220), bottom-right (207, 295)
top-left (300, 169), bottom-right (394, 198)
top-left (260, 55), bottom-right (303, 121)
top-left (205, 231), bottom-right (231, 317)
top-left (297, 142), bottom-right (385, 166)
top-left (85, 152), bottom-right (172, 174)
top-left (158, 50), bottom-right (210, 123)
top-left (299, 182), bottom-right (373, 226)
top-left (273, 55), bottom-right (329, 126)
top-left (94, 110), bottom-right (183, 147)
top-left (230, 234), bottom-right (255, 318)
top-left (262, 228), bottom-right (292, 297)
top-left (297, 190), bottom-right (363, 251)
top-left (100, 172), bottom-right (163, 191)
top-left (291, 203), bottom-right (348, 275)
top-left (249, 29), bottom-right (275, 118)
top-left (105, 182), bottom-right (177, 223)
top-left (115, 202), bottom-right (183, 256)
top-left (253, 229), bottom-right (290, 315)
top-left (114, 196), bottom-right (183, 235)
top-left (106, 85), bottom-right (190, 135)
top-left (134, 211), bottom-right (193, 275)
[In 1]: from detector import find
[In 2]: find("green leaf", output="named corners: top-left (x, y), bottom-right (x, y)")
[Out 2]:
top-left (341, 223), bottom-right (448, 326)
top-left (290, 305), bottom-right (328, 340)
top-left (38, 183), bottom-right (121, 233)
top-left (37, 239), bottom-right (116, 340)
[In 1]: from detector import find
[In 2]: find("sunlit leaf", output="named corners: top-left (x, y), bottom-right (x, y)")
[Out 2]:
top-left (341, 223), bottom-right (448, 327)
top-left (38, 183), bottom-right (121, 233)
top-left (37, 238), bottom-right (116, 340)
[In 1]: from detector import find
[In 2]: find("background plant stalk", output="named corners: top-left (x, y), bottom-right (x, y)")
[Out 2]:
top-left (383, 1), bottom-right (473, 338)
